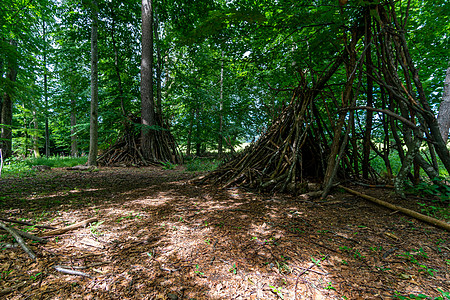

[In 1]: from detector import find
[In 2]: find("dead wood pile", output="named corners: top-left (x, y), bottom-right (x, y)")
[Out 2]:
top-left (97, 121), bottom-right (182, 166)
top-left (199, 60), bottom-right (346, 193)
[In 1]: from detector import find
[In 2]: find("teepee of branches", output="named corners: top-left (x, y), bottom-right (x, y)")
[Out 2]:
top-left (199, 54), bottom-right (347, 194)
top-left (201, 2), bottom-right (450, 197)
top-left (97, 117), bottom-right (183, 167)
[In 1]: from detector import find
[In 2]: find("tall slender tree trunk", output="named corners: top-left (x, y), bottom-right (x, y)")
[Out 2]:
top-left (88, 0), bottom-right (99, 166)
top-left (70, 93), bottom-right (78, 157)
top-left (362, 15), bottom-right (373, 179)
top-left (196, 106), bottom-right (201, 156)
top-left (218, 52), bottom-right (224, 157)
top-left (154, 6), bottom-right (162, 124)
top-left (1, 40), bottom-right (17, 159)
top-left (110, 16), bottom-right (125, 116)
top-left (140, 0), bottom-right (156, 161)
top-left (43, 22), bottom-right (50, 158)
top-left (437, 65), bottom-right (450, 143)
top-left (32, 110), bottom-right (40, 158)
top-left (186, 108), bottom-right (194, 157)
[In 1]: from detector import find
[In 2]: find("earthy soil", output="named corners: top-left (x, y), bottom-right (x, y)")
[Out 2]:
top-left (0, 166), bottom-right (449, 299)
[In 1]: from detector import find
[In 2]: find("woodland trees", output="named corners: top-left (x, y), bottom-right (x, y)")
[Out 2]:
top-left (0, 0), bottom-right (449, 195)
top-left (438, 66), bottom-right (450, 142)
top-left (87, 0), bottom-right (99, 166)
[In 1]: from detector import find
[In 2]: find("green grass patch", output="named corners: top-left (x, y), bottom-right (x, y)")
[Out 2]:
top-left (1, 155), bottom-right (87, 178)
top-left (185, 157), bottom-right (221, 172)
top-left (25, 156), bottom-right (88, 168)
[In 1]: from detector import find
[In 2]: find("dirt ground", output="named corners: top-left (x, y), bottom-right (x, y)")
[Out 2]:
top-left (0, 166), bottom-right (449, 299)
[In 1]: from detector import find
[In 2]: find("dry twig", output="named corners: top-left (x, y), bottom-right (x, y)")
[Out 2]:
top-left (0, 222), bottom-right (36, 260)
top-left (54, 265), bottom-right (93, 278)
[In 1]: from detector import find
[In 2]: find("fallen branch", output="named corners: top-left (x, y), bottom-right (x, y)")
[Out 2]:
top-left (54, 265), bottom-right (93, 278)
top-left (338, 185), bottom-right (450, 231)
top-left (0, 222), bottom-right (36, 260)
top-left (0, 217), bottom-right (56, 229)
top-left (42, 217), bottom-right (98, 236)
top-left (9, 227), bottom-right (47, 243)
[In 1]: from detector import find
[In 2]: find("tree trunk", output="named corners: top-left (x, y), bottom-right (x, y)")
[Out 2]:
top-left (88, 0), bottom-right (99, 166)
top-left (1, 40), bottom-right (17, 159)
top-left (218, 52), bottom-right (224, 157)
top-left (140, 0), bottom-right (156, 161)
top-left (70, 94), bottom-right (78, 157)
top-left (437, 65), bottom-right (450, 143)
top-left (195, 106), bottom-right (201, 156)
top-left (186, 108), bottom-right (194, 157)
top-left (110, 16), bottom-right (125, 116)
top-left (43, 22), bottom-right (50, 158)
top-left (32, 110), bottom-right (40, 158)
top-left (154, 6), bottom-right (162, 124)
top-left (362, 15), bottom-right (373, 179)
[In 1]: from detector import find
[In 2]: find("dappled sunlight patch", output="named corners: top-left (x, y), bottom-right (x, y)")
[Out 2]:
top-left (1, 168), bottom-right (448, 299)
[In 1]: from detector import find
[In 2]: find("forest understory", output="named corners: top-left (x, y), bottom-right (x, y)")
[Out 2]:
top-left (0, 167), bottom-right (449, 299)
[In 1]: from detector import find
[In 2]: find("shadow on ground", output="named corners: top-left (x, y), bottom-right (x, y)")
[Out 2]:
top-left (0, 167), bottom-right (449, 299)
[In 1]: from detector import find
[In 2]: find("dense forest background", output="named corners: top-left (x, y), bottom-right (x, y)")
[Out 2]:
top-left (1, 0), bottom-right (449, 193)
top-left (1, 2), bottom-right (450, 298)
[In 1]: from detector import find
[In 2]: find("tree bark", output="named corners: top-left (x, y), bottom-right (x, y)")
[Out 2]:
top-left (154, 6), bottom-right (162, 124)
top-left (87, 0), bottom-right (99, 166)
top-left (110, 15), bottom-right (125, 116)
top-left (437, 65), bottom-right (450, 143)
top-left (362, 14), bottom-right (373, 179)
top-left (1, 40), bottom-right (17, 159)
top-left (140, 0), bottom-right (156, 161)
top-left (32, 110), bottom-right (40, 158)
top-left (43, 22), bottom-right (50, 158)
top-left (70, 92), bottom-right (78, 157)
top-left (196, 106), bottom-right (201, 156)
top-left (186, 108), bottom-right (194, 157)
top-left (218, 52), bottom-right (224, 157)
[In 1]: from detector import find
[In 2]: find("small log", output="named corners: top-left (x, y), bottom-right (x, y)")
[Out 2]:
top-left (339, 185), bottom-right (450, 232)
top-left (42, 217), bottom-right (98, 236)
top-left (0, 222), bottom-right (36, 260)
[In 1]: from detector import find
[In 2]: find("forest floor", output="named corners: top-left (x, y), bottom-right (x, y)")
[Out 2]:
top-left (0, 166), bottom-right (449, 300)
